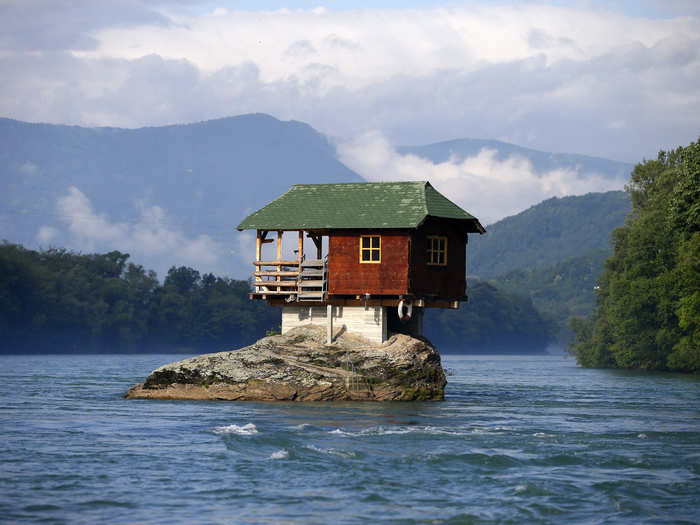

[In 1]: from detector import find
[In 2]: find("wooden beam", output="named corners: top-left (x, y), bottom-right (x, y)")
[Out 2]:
top-left (262, 296), bottom-right (461, 308)
top-left (253, 260), bottom-right (299, 266)
top-left (254, 271), bottom-right (299, 277)
top-left (276, 230), bottom-right (283, 292)
top-left (250, 291), bottom-right (300, 298)
top-left (309, 235), bottom-right (322, 259)
top-left (298, 230), bottom-right (304, 297)
top-left (255, 230), bottom-right (262, 294)
top-left (253, 280), bottom-right (298, 288)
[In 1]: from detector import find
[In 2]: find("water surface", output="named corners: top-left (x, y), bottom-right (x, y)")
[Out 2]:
top-left (1, 353), bottom-right (698, 523)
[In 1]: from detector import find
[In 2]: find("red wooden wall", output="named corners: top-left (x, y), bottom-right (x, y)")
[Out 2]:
top-left (328, 230), bottom-right (410, 295)
top-left (409, 219), bottom-right (467, 299)
top-left (327, 220), bottom-right (468, 300)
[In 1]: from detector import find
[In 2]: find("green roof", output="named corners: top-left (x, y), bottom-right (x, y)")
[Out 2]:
top-left (237, 181), bottom-right (485, 232)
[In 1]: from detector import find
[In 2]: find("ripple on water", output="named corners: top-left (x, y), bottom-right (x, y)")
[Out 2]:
top-left (1, 353), bottom-right (698, 524)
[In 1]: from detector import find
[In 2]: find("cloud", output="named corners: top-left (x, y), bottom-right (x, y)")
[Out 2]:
top-left (337, 132), bottom-right (627, 224)
top-left (1, 3), bottom-right (699, 162)
top-left (53, 186), bottom-right (222, 275)
top-left (36, 225), bottom-right (58, 244)
top-left (0, 0), bottom-right (171, 52)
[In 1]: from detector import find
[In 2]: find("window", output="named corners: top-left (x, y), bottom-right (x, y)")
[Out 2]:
top-left (427, 236), bottom-right (447, 265)
top-left (360, 235), bottom-right (381, 263)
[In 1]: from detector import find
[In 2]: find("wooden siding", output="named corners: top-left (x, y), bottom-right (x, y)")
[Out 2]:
top-left (328, 230), bottom-right (410, 295)
top-left (409, 219), bottom-right (467, 299)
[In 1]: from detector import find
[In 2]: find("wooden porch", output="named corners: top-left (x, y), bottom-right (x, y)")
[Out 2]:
top-left (250, 229), bottom-right (327, 302)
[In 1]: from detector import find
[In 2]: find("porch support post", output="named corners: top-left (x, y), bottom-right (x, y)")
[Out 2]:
top-left (276, 230), bottom-right (283, 292)
top-left (255, 230), bottom-right (262, 293)
top-left (298, 230), bottom-right (304, 297)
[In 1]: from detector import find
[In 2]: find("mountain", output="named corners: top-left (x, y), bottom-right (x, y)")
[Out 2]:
top-left (0, 114), bottom-right (362, 276)
top-left (399, 138), bottom-right (633, 180)
top-left (468, 191), bottom-right (632, 278)
top-left (2, 114), bottom-right (632, 282)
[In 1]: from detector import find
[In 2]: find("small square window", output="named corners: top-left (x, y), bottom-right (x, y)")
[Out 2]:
top-left (360, 235), bottom-right (381, 263)
top-left (427, 236), bottom-right (447, 266)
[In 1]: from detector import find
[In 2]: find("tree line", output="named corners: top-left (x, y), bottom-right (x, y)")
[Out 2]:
top-left (569, 138), bottom-right (699, 372)
top-left (0, 242), bottom-right (557, 354)
top-left (0, 244), bottom-right (279, 353)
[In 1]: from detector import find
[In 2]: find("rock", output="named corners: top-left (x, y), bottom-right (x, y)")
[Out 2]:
top-left (125, 325), bottom-right (446, 401)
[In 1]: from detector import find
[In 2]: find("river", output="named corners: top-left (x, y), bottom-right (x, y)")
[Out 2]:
top-left (1, 353), bottom-right (698, 523)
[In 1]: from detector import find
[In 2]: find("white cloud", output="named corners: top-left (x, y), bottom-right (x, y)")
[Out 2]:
top-left (337, 132), bottom-right (627, 224)
top-left (1, 3), bottom-right (699, 161)
top-left (55, 186), bottom-right (222, 274)
top-left (36, 225), bottom-right (58, 244)
top-left (85, 4), bottom-right (692, 89)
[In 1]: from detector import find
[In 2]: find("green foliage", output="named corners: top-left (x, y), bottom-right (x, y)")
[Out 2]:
top-left (424, 281), bottom-right (555, 353)
top-left (265, 326), bottom-right (281, 337)
top-left (492, 248), bottom-right (609, 341)
top-left (568, 139), bottom-right (700, 372)
top-left (0, 244), bottom-right (279, 353)
top-left (469, 191), bottom-right (631, 278)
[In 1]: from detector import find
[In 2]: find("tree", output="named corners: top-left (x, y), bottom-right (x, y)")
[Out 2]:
top-left (568, 139), bottom-right (700, 372)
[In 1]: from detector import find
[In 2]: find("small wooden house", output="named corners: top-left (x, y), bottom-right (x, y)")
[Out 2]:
top-left (237, 181), bottom-right (484, 343)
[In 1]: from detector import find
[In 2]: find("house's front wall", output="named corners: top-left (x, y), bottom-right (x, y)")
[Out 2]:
top-left (328, 230), bottom-right (410, 296)
top-left (409, 220), bottom-right (467, 299)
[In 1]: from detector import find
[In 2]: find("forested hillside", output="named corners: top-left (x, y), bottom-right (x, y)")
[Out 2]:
top-left (425, 280), bottom-right (553, 353)
top-left (469, 191), bottom-right (631, 277)
top-left (569, 139), bottom-right (700, 372)
top-left (493, 248), bottom-right (609, 341)
top-left (0, 243), bottom-right (556, 354)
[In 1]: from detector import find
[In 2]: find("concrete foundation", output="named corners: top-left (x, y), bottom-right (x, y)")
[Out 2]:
top-left (281, 304), bottom-right (424, 344)
top-left (282, 305), bottom-right (387, 344)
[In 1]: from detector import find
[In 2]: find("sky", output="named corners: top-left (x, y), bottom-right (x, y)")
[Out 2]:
top-left (2, 0), bottom-right (698, 162)
top-left (2, 0), bottom-right (699, 276)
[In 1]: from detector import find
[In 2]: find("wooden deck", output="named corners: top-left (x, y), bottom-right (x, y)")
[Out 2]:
top-left (251, 258), bottom-right (327, 301)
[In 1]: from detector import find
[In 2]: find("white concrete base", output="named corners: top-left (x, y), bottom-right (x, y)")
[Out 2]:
top-left (282, 305), bottom-right (388, 344)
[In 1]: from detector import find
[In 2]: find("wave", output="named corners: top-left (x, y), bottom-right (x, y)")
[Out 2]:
top-left (306, 444), bottom-right (357, 458)
top-left (268, 449), bottom-right (289, 460)
top-left (328, 425), bottom-right (508, 437)
top-left (213, 423), bottom-right (258, 435)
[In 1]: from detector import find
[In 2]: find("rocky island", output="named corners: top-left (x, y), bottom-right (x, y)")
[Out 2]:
top-left (125, 325), bottom-right (446, 401)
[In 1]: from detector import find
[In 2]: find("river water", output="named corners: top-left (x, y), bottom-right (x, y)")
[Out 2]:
top-left (1, 353), bottom-right (698, 524)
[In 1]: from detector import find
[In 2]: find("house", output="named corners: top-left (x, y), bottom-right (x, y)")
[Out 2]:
top-left (237, 181), bottom-right (484, 343)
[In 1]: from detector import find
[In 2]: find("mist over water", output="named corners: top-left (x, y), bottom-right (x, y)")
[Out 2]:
top-left (1, 353), bottom-right (698, 523)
